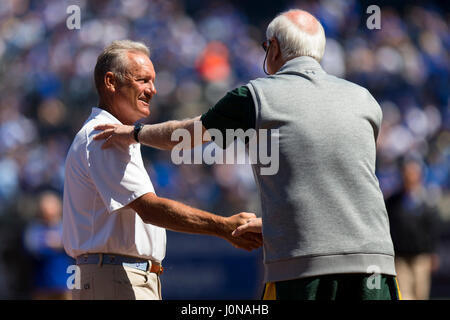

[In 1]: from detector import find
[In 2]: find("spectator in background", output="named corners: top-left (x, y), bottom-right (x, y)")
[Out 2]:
top-left (386, 158), bottom-right (441, 300)
top-left (23, 191), bottom-right (72, 300)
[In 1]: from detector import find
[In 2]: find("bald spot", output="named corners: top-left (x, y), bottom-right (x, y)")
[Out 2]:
top-left (284, 10), bottom-right (319, 35)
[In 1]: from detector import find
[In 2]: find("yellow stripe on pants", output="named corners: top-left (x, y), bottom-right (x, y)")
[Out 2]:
top-left (395, 277), bottom-right (403, 300)
top-left (262, 282), bottom-right (277, 300)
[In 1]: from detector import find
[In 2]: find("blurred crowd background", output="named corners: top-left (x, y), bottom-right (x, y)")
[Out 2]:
top-left (0, 0), bottom-right (448, 299)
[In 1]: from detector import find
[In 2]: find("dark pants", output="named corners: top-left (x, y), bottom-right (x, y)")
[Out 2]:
top-left (262, 273), bottom-right (401, 300)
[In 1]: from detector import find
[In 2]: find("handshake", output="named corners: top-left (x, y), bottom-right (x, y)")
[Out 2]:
top-left (225, 215), bottom-right (263, 251)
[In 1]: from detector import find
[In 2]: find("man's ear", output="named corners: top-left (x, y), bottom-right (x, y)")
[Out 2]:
top-left (271, 37), bottom-right (282, 61)
top-left (104, 72), bottom-right (116, 93)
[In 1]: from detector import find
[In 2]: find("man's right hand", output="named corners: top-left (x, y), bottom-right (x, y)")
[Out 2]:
top-left (232, 217), bottom-right (262, 237)
top-left (223, 213), bottom-right (263, 251)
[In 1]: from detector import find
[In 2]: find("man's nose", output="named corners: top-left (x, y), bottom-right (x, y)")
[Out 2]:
top-left (145, 82), bottom-right (157, 96)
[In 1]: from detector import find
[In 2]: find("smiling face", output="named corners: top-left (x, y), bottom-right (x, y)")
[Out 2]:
top-left (112, 51), bottom-right (157, 125)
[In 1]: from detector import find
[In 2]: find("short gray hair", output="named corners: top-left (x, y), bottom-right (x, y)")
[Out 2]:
top-left (266, 10), bottom-right (326, 62)
top-left (94, 40), bottom-right (150, 93)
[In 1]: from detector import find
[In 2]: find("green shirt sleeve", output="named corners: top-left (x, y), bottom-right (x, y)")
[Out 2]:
top-left (200, 86), bottom-right (256, 148)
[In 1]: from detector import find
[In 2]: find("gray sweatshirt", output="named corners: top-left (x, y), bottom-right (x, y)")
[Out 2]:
top-left (247, 56), bottom-right (396, 283)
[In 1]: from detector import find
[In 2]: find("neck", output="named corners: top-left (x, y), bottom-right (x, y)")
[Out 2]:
top-left (98, 96), bottom-right (111, 112)
top-left (98, 97), bottom-right (125, 123)
top-left (98, 95), bottom-right (136, 125)
top-left (271, 57), bottom-right (291, 74)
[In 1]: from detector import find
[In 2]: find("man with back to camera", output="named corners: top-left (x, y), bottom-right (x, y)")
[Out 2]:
top-left (93, 10), bottom-right (401, 300)
top-left (62, 40), bottom-right (262, 300)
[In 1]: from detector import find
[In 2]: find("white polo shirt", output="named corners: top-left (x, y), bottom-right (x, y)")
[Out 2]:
top-left (62, 107), bottom-right (166, 262)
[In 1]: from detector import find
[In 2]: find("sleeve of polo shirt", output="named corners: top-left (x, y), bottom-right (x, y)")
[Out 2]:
top-left (86, 130), bottom-right (155, 213)
top-left (200, 86), bottom-right (256, 149)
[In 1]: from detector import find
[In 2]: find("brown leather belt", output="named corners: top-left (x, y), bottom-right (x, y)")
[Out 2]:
top-left (76, 253), bottom-right (164, 275)
top-left (149, 263), bottom-right (164, 275)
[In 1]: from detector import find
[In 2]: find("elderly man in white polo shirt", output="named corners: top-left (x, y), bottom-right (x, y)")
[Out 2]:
top-left (62, 40), bottom-right (262, 300)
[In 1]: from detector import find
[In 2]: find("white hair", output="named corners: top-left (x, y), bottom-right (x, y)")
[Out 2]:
top-left (94, 40), bottom-right (150, 92)
top-left (266, 10), bottom-right (326, 62)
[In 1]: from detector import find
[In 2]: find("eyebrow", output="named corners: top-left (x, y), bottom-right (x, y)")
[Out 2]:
top-left (134, 74), bottom-right (155, 82)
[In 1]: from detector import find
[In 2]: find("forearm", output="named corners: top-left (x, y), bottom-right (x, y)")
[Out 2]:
top-left (128, 193), bottom-right (262, 251)
top-left (138, 120), bottom-right (183, 150)
top-left (93, 116), bottom-right (210, 151)
top-left (129, 193), bottom-right (230, 238)
top-left (138, 116), bottom-right (206, 150)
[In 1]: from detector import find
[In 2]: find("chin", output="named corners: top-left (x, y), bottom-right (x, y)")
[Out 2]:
top-left (137, 111), bottom-right (150, 121)
top-left (142, 109), bottom-right (151, 118)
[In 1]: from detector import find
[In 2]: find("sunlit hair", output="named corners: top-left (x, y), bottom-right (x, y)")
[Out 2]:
top-left (266, 9), bottom-right (326, 62)
top-left (94, 40), bottom-right (150, 93)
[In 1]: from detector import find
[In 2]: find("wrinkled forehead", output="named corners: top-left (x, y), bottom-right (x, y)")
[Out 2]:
top-left (284, 10), bottom-right (319, 35)
top-left (126, 51), bottom-right (155, 77)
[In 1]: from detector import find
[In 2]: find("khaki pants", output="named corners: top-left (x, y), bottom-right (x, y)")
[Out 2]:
top-left (395, 254), bottom-right (433, 300)
top-left (72, 264), bottom-right (162, 300)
